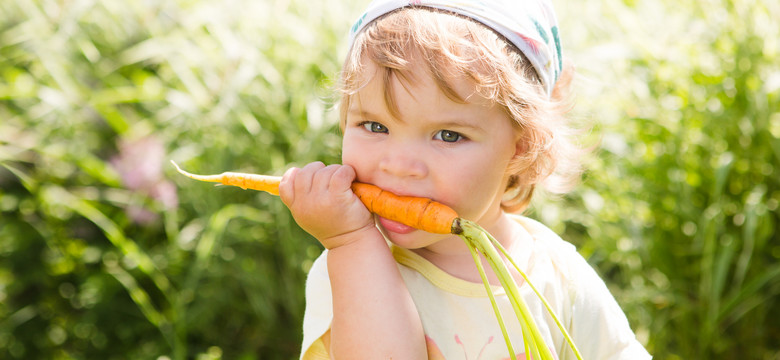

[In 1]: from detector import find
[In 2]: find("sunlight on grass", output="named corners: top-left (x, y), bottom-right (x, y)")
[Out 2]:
top-left (1, 0), bottom-right (778, 358)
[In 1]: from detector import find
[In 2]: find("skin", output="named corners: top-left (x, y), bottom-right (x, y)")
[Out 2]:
top-left (279, 57), bottom-right (526, 359)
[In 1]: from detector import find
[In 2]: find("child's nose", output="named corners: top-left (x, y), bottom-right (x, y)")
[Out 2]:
top-left (378, 145), bottom-right (428, 179)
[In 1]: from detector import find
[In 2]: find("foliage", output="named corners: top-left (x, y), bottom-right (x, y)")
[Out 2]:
top-left (0, 0), bottom-right (777, 359)
top-left (538, 0), bottom-right (780, 358)
top-left (1, 0), bottom-right (356, 358)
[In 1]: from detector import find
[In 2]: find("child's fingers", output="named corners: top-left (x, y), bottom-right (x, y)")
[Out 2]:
top-left (310, 164), bottom-right (337, 192)
top-left (279, 162), bottom-right (372, 245)
top-left (329, 164), bottom-right (357, 191)
top-left (280, 162), bottom-right (326, 206)
top-left (294, 161), bottom-right (326, 194)
top-left (279, 166), bottom-right (299, 206)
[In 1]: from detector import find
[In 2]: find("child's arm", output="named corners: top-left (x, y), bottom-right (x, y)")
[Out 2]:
top-left (279, 162), bottom-right (427, 359)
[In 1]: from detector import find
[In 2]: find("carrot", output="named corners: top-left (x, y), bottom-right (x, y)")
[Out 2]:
top-left (350, 183), bottom-right (458, 235)
top-left (171, 160), bottom-right (281, 195)
top-left (171, 161), bottom-right (458, 234)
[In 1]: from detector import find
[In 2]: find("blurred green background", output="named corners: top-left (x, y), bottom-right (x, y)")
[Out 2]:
top-left (0, 0), bottom-right (777, 359)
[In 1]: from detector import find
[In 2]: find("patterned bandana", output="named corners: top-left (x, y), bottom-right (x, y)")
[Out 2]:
top-left (348, 0), bottom-right (563, 96)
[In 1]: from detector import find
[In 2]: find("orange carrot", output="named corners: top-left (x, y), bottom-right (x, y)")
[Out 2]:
top-left (171, 160), bottom-right (281, 195)
top-left (350, 183), bottom-right (458, 235)
top-left (171, 161), bottom-right (458, 234)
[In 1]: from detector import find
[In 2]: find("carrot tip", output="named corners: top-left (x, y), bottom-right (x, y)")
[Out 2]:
top-left (170, 160), bottom-right (198, 179)
top-left (170, 159), bottom-right (184, 172)
top-left (170, 160), bottom-right (222, 183)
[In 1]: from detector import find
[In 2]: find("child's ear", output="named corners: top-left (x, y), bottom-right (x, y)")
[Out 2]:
top-left (505, 137), bottom-right (527, 177)
top-left (513, 137), bottom-right (528, 158)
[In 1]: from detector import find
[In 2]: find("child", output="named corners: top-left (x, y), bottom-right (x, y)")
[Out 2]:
top-left (279, 1), bottom-right (652, 359)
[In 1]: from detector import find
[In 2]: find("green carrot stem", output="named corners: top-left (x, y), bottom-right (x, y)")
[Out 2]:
top-left (467, 243), bottom-right (518, 360)
top-left (457, 219), bottom-right (556, 360)
top-left (471, 226), bottom-right (548, 360)
top-left (486, 230), bottom-right (585, 360)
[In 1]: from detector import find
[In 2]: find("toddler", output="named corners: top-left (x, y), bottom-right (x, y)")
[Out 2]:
top-left (279, 1), bottom-right (652, 359)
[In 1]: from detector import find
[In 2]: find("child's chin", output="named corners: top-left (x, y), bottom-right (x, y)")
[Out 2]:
top-left (381, 228), bottom-right (441, 250)
top-left (386, 236), bottom-right (428, 250)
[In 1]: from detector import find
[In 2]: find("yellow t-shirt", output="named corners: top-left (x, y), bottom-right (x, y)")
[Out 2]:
top-left (299, 215), bottom-right (651, 360)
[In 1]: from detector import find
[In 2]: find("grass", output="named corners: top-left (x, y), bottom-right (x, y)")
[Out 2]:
top-left (1, 0), bottom-right (778, 358)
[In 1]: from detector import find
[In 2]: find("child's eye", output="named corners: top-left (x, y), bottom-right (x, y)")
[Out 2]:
top-left (434, 130), bottom-right (462, 143)
top-left (361, 121), bottom-right (388, 133)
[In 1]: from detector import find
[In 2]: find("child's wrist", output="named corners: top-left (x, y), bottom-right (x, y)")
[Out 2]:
top-left (320, 223), bottom-right (382, 251)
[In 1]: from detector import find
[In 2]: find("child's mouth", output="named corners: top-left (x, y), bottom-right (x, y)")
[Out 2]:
top-left (378, 216), bottom-right (416, 234)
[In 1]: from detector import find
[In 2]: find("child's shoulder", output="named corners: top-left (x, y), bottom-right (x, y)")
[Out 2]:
top-left (508, 214), bottom-right (588, 282)
top-left (509, 214), bottom-right (577, 254)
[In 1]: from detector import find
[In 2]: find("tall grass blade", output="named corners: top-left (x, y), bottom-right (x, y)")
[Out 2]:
top-left (41, 185), bottom-right (173, 302)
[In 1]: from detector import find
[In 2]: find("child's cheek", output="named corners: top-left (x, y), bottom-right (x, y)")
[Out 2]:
top-left (341, 135), bottom-right (372, 181)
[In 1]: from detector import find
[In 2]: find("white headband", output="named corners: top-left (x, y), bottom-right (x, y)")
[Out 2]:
top-left (348, 0), bottom-right (563, 96)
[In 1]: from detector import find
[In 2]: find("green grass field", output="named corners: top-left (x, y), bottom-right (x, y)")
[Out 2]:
top-left (1, 0), bottom-right (778, 358)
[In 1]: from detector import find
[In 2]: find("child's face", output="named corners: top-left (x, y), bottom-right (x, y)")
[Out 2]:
top-left (342, 58), bottom-right (520, 249)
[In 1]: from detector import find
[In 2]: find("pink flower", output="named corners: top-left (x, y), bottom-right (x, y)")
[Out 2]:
top-left (111, 135), bottom-right (177, 224)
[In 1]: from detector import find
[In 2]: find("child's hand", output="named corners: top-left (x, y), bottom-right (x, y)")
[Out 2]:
top-left (279, 162), bottom-right (376, 249)
top-left (282, 162), bottom-right (426, 358)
